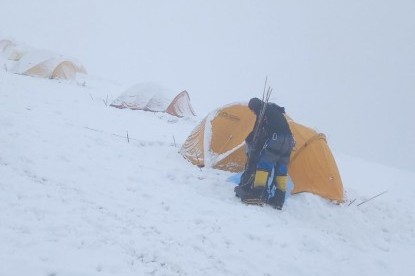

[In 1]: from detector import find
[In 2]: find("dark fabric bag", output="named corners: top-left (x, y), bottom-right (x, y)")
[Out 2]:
top-left (261, 134), bottom-right (295, 164)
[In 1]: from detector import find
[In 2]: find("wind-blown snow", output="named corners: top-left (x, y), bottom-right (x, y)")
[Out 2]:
top-left (1, 68), bottom-right (414, 276)
top-left (1, 1), bottom-right (415, 275)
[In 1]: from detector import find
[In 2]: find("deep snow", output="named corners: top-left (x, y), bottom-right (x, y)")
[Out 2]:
top-left (1, 60), bottom-right (415, 276)
top-left (1, 1), bottom-right (415, 275)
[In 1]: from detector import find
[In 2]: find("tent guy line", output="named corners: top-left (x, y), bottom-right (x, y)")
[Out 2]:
top-left (356, 191), bottom-right (388, 207)
top-left (81, 126), bottom-right (172, 147)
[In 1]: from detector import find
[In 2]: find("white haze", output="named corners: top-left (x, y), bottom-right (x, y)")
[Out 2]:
top-left (1, 1), bottom-right (415, 276)
top-left (1, 0), bottom-right (414, 171)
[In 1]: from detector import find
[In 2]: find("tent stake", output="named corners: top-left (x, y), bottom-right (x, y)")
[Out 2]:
top-left (347, 198), bottom-right (356, 206)
top-left (357, 191), bottom-right (387, 207)
top-left (196, 152), bottom-right (203, 171)
top-left (103, 94), bottom-right (109, 106)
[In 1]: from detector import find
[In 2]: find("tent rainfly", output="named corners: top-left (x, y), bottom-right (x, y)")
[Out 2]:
top-left (11, 50), bottom-right (87, 80)
top-left (180, 103), bottom-right (344, 202)
top-left (0, 39), bottom-right (29, 61)
top-left (110, 82), bottom-right (196, 118)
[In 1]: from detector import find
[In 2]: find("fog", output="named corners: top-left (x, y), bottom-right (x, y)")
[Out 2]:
top-left (1, 0), bottom-right (414, 171)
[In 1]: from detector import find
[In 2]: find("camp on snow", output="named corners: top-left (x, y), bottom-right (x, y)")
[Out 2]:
top-left (180, 102), bottom-right (344, 203)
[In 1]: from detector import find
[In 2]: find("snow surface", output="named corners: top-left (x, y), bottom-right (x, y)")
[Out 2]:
top-left (1, 1), bottom-right (415, 276)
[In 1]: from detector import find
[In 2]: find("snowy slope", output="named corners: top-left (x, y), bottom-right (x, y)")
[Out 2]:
top-left (1, 0), bottom-right (415, 275)
top-left (1, 66), bottom-right (415, 276)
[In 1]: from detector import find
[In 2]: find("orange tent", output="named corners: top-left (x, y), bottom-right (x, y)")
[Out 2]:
top-left (180, 103), bottom-right (344, 202)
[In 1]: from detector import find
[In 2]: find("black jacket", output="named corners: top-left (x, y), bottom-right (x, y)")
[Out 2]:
top-left (263, 103), bottom-right (291, 136)
top-left (246, 102), bottom-right (292, 151)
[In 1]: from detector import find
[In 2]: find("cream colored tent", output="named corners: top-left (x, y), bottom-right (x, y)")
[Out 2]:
top-left (0, 40), bottom-right (15, 55)
top-left (0, 39), bottom-right (29, 61)
top-left (110, 82), bottom-right (196, 117)
top-left (166, 90), bottom-right (196, 117)
top-left (11, 50), bottom-right (87, 80)
top-left (180, 103), bottom-right (344, 202)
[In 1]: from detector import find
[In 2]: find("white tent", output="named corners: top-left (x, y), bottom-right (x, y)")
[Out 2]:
top-left (110, 82), bottom-right (196, 117)
top-left (11, 50), bottom-right (87, 80)
top-left (0, 39), bottom-right (31, 61)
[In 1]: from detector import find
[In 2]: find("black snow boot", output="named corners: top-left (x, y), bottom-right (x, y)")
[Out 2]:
top-left (235, 171), bottom-right (255, 198)
top-left (234, 184), bottom-right (250, 198)
top-left (268, 189), bottom-right (285, 210)
top-left (240, 187), bottom-right (268, 205)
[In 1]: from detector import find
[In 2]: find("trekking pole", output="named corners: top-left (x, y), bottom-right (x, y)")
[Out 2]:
top-left (262, 76), bottom-right (268, 100)
top-left (356, 190), bottom-right (387, 207)
top-left (243, 82), bottom-right (272, 186)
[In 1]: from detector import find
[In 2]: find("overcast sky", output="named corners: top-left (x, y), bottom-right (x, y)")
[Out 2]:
top-left (1, 0), bottom-right (414, 171)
